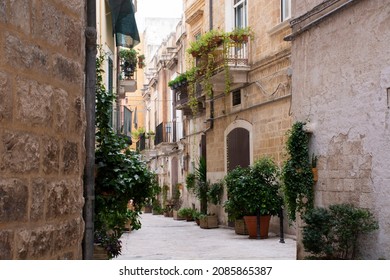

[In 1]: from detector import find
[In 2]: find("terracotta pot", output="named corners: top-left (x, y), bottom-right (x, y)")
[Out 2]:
top-left (243, 215), bottom-right (271, 239)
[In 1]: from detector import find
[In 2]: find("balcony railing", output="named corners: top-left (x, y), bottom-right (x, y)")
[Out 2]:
top-left (154, 121), bottom-right (184, 146)
top-left (213, 40), bottom-right (249, 72)
top-left (136, 134), bottom-right (146, 151)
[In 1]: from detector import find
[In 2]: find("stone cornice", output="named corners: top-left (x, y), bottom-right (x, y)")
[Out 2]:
top-left (185, 0), bottom-right (205, 25)
top-left (285, 0), bottom-right (361, 41)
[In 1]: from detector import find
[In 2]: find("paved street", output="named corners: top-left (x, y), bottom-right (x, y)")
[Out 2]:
top-left (116, 213), bottom-right (296, 260)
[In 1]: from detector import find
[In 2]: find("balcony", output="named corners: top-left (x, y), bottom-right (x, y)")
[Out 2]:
top-left (154, 121), bottom-right (184, 146)
top-left (174, 82), bottom-right (204, 115)
top-left (136, 134), bottom-right (146, 152)
top-left (209, 40), bottom-right (250, 92)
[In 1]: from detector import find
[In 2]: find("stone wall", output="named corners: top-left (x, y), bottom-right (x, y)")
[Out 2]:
top-left (0, 0), bottom-right (86, 259)
top-left (290, 0), bottom-right (390, 259)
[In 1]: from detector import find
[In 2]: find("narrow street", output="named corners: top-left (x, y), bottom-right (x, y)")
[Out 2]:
top-left (115, 214), bottom-right (296, 260)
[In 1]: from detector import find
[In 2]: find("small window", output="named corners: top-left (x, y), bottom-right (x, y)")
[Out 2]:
top-left (234, 0), bottom-right (247, 29)
top-left (281, 0), bottom-right (291, 22)
top-left (232, 90), bottom-right (241, 106)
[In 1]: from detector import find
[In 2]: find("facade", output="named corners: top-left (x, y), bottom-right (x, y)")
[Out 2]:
top-left (179, 0), bottom-right (293, 233)
top-left (286, 0), bottom-right (390, 259)
top-left (0, 0), bottom-right (86, 259)
top-left (138, 18), bottom-right (185, 204)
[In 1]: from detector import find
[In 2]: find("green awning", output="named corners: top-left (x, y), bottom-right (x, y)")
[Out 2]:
top-left (108, 0), bottom-right (140, 47)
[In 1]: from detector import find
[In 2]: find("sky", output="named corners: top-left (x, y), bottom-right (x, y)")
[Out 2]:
top-left (135, 0), bottom-right (183, 32)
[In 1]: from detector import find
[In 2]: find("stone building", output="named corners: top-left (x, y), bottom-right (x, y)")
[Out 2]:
top-left (0, 0), bottom-right (86, 259)
top-left (286, 0), bottom-right (390, 259)
top-left (179, 0), bottom-right (293, 233)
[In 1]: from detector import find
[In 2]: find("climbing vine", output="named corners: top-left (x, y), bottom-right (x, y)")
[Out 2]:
top-left (281, 121), bottom-right (314, 222)
top-left (94, 47), bottom-right (158, 258)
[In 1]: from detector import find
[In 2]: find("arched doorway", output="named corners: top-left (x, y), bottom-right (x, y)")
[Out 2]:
top-left (225, 121), bottom-right (252, 227)
top-left (227, 127), bottom-right (250, 171)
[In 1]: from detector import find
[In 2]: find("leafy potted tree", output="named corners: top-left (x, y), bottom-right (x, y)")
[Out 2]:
top-left (224, 166), bottom-right (251, 235)
top-left (224, 157), bottom-right (283, 239)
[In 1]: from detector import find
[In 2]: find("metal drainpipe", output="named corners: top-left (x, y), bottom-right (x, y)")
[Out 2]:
top-left (83, 0), bottom-right (97, 260)
top-left (116, 46), bottom-right (121, 134)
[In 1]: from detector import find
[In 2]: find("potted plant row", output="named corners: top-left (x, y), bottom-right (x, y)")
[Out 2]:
top-left (185, 157), bottom-right (223, 229)
top-left (168, 72), bottom-right (188, 90)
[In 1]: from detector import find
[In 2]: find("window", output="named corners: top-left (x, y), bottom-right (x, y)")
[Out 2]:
top-left (281, 0), bottom-right (291, 22)
top-left (232, 90), bottom-right (241, 106)
top-left (234, 0), bottom-right (247, 28)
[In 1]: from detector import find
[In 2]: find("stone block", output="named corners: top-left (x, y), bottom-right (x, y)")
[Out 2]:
top-left (0, 1), bottom-right (6, 23)
top-left (5, 33), bottom-right (49, 72)
top-left (31, 179), bottom-right (47, 221)
top-left (46, 180), bottom-right (83, 219)
top-left (62, 141), bottom-right (79, 175)
top-left (72, 97), bottom-right (86, 135)
top-left (53, 88), bottom-right (70, 132)
top-left (53, 217), bottom-right (84, 252)
top-left (32, 0), bottom-right (63, 47)
top-left (16, 78), bottom-right (53, 127)
top-left (1, 131), bottom-right (40, 173)
top-left (53, 55), bottom-right (83, 85)
top-left (42, 137), bottom-right (59, 175)
top-left (0, 71), bottom-right (12, 122)
top-left (16, 226), bottom-right (55, 259)
top-left (9, 0), bottom-right (30, 32)
top-left (0, 179), bottom-right (29, 222)
top-left (53, 0), bottom-right (85, 17)
top-left (64, 17), bottom-right (82, 58)
top-left (0, 230), bottom-right (14, 260)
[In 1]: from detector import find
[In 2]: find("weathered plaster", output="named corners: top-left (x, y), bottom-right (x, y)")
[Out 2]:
top-left (291, 0), bottom-right (390, 259)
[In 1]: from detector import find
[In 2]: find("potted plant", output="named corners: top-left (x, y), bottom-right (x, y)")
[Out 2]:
top-left (224, 157), bottom-right (283, 239)
top-left (228, 27), bottom-right (254, 43)
top-left (119, 48), bottom-right (138, 79)
top-left (199, 213), bottom-right (218, 229)
top-left (192, 209), bottom-right (202, 226)
top-left (178, 207), bottom-right (195, 222)
top-left (190, 157), bottom-right (221, 229)
top-left (138, 54), bottom-right (145, 68)
top-left (172, 188), bottom-right (185, 220)
top-left (152, 199), bottom-right (163, 215)
top-left (224, 166), bottom-right (251, 235)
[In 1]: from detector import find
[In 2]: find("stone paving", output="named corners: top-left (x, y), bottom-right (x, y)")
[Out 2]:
top-left (116, 213), bottom-right (297, 260)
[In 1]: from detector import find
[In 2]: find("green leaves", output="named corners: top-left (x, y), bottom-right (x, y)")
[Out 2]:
top-left (302, 204), bottom-right (379, 259)
top-left (224, 157), bottom-right (283, 218)
top-left (281, 122), bottom-right (314, 222)
top-left (94, 47), bottom-right (157, 258)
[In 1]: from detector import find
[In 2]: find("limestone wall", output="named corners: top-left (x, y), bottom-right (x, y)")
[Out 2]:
top-left (0, 0), bottom-right (86, 259)
top-left (290, 0), bottom-right (390, 259)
